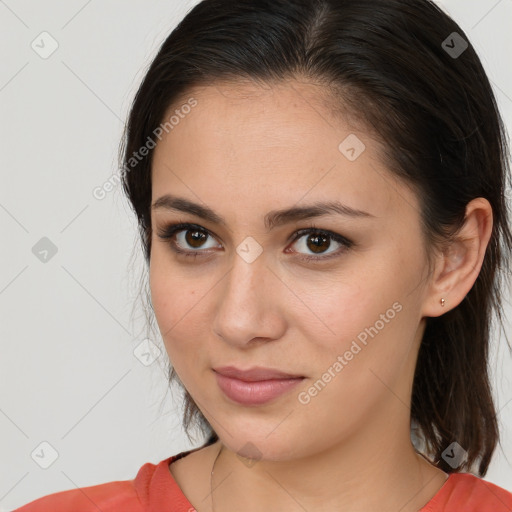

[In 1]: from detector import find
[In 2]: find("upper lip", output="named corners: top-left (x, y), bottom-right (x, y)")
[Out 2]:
top-left (213, 366), bottom-right (304, 382)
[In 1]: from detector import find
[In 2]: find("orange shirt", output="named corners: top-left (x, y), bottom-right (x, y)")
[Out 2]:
top-left (13, 448), bottom-right (512, 511)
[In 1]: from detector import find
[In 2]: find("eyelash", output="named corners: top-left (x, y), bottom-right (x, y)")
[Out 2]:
top-left (156, 222), bottom-right (354, 262)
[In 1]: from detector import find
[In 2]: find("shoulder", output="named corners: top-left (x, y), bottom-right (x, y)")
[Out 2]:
top-left (12, 453), bottom-right (179, 512)
top-left (422, 472), bottom-right (512, 512)
top-left (12, 480), bottom-right (143, 512)
top-left (12, 448), bottom-right (204, 512)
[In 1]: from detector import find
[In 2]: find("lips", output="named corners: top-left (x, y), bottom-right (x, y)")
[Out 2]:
top-left (213, 366), bottom-right (305, 406)
top-left (213, 365), bottom-right (304, 381)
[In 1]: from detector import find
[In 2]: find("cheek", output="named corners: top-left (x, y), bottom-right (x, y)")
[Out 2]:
top-left (298, 245), bottom-right (424, 378)
top-left (293, 291), bottom-right (415, 436)
top-left (149, 252), bottom-right (206, 355)
top-left (300, 282), bottom-right (403, 370)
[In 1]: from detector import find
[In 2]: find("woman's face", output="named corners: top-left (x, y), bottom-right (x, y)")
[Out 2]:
top-left (149, 79), bottom-right (435, 461)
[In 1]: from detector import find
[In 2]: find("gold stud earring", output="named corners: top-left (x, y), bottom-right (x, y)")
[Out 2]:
top-left (440, 298), bottom-right (445, 307)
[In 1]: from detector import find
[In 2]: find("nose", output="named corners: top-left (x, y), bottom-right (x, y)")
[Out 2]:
top-left (212, 249), bottom-right (286, 348)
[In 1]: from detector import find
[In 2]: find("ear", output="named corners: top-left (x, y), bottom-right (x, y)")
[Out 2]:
top-left (421, 197), bottom-right (493, 318)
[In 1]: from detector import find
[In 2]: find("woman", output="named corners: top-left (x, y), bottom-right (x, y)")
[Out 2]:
top-left (14, 0), bottom-right (512, 510)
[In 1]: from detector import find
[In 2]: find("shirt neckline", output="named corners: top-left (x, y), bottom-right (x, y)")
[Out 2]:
top-left (156, 449), bottom-right (458, 511)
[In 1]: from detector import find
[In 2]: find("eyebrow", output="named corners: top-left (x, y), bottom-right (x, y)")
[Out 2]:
top-left (151, 194), bottom-right (375, 231)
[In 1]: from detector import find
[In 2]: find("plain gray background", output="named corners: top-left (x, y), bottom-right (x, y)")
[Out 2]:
top-left (1, 0), bottom-right (511, 509)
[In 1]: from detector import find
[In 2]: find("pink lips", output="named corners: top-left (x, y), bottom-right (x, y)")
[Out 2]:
top-left (213, 366), bottom-right (305, 406)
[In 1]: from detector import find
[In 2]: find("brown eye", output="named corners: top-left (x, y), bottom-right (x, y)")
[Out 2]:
top-left (289, 228), bottom-right (352, 260)
top-left (157, 222), bottom-right (353, 262)
top-left (173, 227), bottom-right (221, 252)
top-left (304, 232), bottom-right (331, 253)
top-left (183, 229), bottom-right (209, 248)
top-left (156, 222), bottom-right (222, 257)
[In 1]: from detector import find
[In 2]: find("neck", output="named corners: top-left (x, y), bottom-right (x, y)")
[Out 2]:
top-left (210, 408), bottom-right (448, 512)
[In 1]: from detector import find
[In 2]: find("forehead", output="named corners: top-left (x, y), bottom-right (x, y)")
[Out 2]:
top-left (151, 79), bottom-right (419, 223)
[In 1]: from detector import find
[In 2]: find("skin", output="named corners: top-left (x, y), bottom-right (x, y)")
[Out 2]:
top-left (149, 79), bottom-right (493, 512)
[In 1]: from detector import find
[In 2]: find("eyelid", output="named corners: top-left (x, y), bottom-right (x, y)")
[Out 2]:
top-left (157, 222), bottom-right (222, 250)
top-left (156, 221), bottom-right (353, 261)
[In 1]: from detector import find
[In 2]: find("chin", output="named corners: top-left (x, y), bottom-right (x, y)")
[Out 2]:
top-left (218, 429), bottom-right (302, 463)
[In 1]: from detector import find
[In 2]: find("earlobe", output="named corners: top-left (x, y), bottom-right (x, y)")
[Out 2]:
top-left (421, 197), bottom-right (493, 318)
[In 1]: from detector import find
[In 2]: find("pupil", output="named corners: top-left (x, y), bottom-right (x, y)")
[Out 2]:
top-left (186, 230), bottom-right (206, 248)
top-left (182, 230), bottom-right (330, 253)
top-left (308, 233), bottom-right (329, 254)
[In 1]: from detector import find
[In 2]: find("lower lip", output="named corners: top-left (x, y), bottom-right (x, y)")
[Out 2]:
top-left (214, 372), bottom-right (305, 406)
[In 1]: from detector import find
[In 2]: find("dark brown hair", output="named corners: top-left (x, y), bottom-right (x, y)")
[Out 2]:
top-left (119, 0), bottom-right (512, 475)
